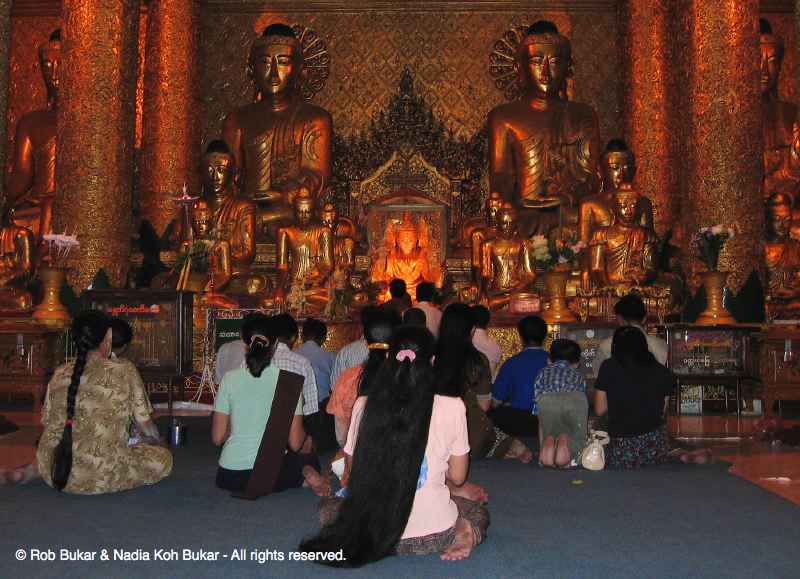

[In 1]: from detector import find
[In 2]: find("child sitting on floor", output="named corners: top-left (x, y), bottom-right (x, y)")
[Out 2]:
top-left (534, 339), bottom-right (588, 468)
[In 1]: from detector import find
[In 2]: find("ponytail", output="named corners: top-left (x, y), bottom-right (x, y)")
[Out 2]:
top-left (51, 310), bottom-right (109, 491)
top-left (246, 336), bottom-right (274, 377)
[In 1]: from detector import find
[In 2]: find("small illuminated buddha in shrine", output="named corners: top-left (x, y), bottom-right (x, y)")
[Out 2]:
top-left (765, 193), bottom-right (800, 316)
top-left (760, 19), bottom-right (800, 205)
top-left (222, 23), bottom-right (333, 240)
top-left (268, 189), bottom-right (333, 314)
top-left (4, 29), bottom-right (61, 239)
top-left (488, 20), bottom-right (601, 236)
top-left (371, 211), bottom-right (440, 302)
top-left (190, 206), bottom-right (239, 310)
top-left (588, 184), bottom-right (659, 288)
top-left (0, 207), bottom-right (35, 311)
top-left (480, 203), bottom-right (537, 310)
top-left (321, 203), bottom-right (355, 291)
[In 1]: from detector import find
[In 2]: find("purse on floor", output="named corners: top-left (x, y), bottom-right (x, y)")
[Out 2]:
top-left (579, 430), bottom-right (610, 471)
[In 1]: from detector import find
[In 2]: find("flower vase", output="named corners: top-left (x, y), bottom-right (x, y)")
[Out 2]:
top-left (540, 271), bottom-right (577, 323)
top-left (32, 266), bottom-right (71, 325)
top-left (696, 271), bottom-right (736, 326)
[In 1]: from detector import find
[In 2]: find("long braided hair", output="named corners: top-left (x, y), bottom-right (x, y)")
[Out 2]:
top-left (51, 310), bottom-right (110, 491)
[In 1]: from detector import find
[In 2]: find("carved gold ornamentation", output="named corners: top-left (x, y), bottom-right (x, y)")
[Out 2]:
top-left (0, 0), bottom-right (11, 184)
top-left (54, 0), bottom-right (139, 289)
top-left (290, 24), bottom-right (330, 101)
top-left (358, 147), bottom-right (454, 207)
top-left (677, 1), bottom-right (763, 292)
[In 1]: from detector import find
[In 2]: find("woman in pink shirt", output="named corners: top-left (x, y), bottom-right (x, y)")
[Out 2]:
top-left (299, 326), bottom-right (489, 566)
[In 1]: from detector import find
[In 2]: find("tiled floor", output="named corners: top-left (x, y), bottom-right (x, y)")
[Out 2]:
top-left (3, 410), bottom-right (800, 504)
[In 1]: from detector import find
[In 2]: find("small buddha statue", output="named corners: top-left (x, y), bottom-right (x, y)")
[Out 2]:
top-left (488, 21), bottom-right (601, 236)
top-left (370, 211), bottom-right (440, 302)
top-left (480, 203), bottom-right (537, 310)
top-left (765, 193), bottom-right (800, 316)
top-left (320, 203), bottom-right (355, 291)
top-left (451, 191), bottom-right (503, 256)
top-left (0, 208), bottom-right (35, 311)
top-left (588, 184), bottom-right (659, 288)
top-left (760, 19), bottom-right (800, 205)
top-left (4, 29), bottom-right (60, 239)
top-left (190, 206), bottom-right (239, 310)
top-left (222, 23), bottom-right (333, 240)
top-left (268, 189), bottom-right (333, 314)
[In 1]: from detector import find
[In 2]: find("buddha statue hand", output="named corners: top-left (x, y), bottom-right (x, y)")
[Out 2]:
top-left (250, 190), bottom-right (284, 203)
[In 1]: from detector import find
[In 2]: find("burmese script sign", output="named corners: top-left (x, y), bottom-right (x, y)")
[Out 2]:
top-left (558, 323), bottom-right (616, 387)
top-left (667, 327), bottom-right (746, 377)
top-left (87, 290), bottom-right (193, 379)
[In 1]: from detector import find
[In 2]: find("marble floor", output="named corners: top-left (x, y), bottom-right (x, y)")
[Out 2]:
top-left (2, 409), bottom-right (800, 505)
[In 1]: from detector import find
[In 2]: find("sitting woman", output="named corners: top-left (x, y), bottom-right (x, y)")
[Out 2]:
top-left (300, 326), bottom-right (489, 566)
top-left (434, 303), bottom-right (532, 462)
top-left (212, 314), bottom-right (330, 496)
top-left (326, 309), bottom-right (400, 447)
top-left (36, 310), bottom-right (172, 494)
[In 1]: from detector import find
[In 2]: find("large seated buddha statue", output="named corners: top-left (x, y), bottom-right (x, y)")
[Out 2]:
top-left (488, 21), bottom-right (601, 236)
top-left (4, 29), bottom-right (60, 240)
top-left (765, 193), bottom-right (800, 318)
top-left (223, 23), bottom-right (333, 240)
top-left (588, 184), bottom-right (659, 289)
top-left (480, 203), bottom-right (537, 310)
top-left (267, 189), bottom-right (333, 315)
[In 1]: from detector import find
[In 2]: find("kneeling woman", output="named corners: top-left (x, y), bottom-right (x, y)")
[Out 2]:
top-left (212, 315), bottom-right (329, 496)
top-left (37, 311), bottom-right (172, 494)
top-left (300, 326), bottom-right (489, 566)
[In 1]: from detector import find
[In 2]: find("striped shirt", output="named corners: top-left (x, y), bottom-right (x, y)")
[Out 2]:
top-left (330, 338), bottom-right (369, 390)
top-left (272, 342), bottom-right (319, 415)
top-left (534, 360), bottom-right (587, 403)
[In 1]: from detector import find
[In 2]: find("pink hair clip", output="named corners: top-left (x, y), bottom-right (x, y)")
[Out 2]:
top-left (396, 349), bottom-right (416, 362)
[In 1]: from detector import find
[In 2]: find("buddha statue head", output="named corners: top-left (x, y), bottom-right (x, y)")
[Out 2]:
top-left (293, 187), bottom-right (315, 227)
top-left (396, 211), bottom-right (420, 256)
top-left (601, 139), bottom-right (636, 193)
top-left (38, 28), bottom-right (61, 108)
top-left (766, 192), bottom-right (793, 240)
top-left (760, 18), bottom-right (784, 100)
top-left (497, 203), bottom-right (520, 238)
top-left (486, 191), bottom-right (503, 227)
top-left (320, 203), bottom-right (337, 230)
top-left (613, 183), bottom-right (640, 226)
top-left (249, 23), bottom-right (303, 103)
top-left (517, 20), bottom-right (572, 100)
top-left (202, 139), bottom-right (235, 196)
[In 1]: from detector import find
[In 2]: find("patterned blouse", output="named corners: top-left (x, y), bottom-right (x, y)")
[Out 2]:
top-left (37, 358), bottom-right (172, 494)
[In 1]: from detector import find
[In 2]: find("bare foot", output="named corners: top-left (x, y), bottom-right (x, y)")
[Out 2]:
top-left (1, 464), bottom-right (37, 486)
top-left (504, 438), bottom-right (532, 463)
top-left (302, 466), bottom-right (332, 497)
top-left (538, 435), bottom-right (555, 468)
top-left (440, 517), bottom-right (475, 561)
top-left (448, 481), bottom-right (489, 503)
top-left (555, 434), bottom-right (572, 468)
top-left (680, 449), bottom-right (715, 464)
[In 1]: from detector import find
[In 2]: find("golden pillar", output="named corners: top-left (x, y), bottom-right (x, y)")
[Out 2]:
top-left (54, 0), bottom-right (140, 289)
top-left (617, 0), bottom-right (680, 238)
top-left (139, 0), bottom-right (203, 237)
top-left (677, 0), bottom-right (763, 291)
top-left (0, 0), bottom-right (11, 189)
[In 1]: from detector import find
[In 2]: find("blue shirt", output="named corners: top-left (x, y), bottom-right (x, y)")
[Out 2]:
top-left (294, 340), bottom-right (335, 401)
top-left (534, 360), bottom-right (587, 402)
top-left (492, 347), bottom-right (549, 414)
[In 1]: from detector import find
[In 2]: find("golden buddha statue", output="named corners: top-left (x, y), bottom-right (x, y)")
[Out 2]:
top-left (222, 23), bottom-right (333, 240)
top-left (4, 29), bottom-right (60, 239)
top-left (765, 193), bottom-right (800, 317)
top-left (488, 21), bottom-right (601, 236)
top-left (190, 205), bottom-right (239, 310)
top-left (760, 19), bottom-right (800, 205)
top-left (268, 189), bottom-right (333, 314)
top-left (588, 184), bottom-right (659, 288)
top-left (321, 203), bottom-right (355, 290)
top-left (451, 191), bottom-right (503, 255)
top-left (0, 208), bottom-right (35, 311)
top-left (371, 211), bottom-right (440, 302)
top-left (480, 203), bottom-right (537, 310)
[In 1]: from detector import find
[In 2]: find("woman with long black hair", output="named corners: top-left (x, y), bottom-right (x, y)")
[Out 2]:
top-left (35, 310), bottom-right (172, 493)
top-left (212, 314), bottom-right (330, 495)
top-left (434, 303), bottom-right (532, 461)
top-left (299, 326), bottom-right (489, 566)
